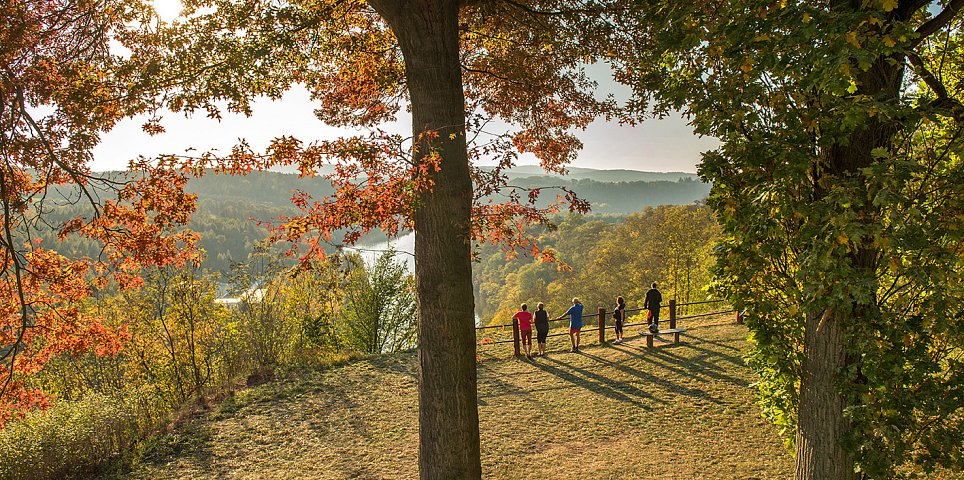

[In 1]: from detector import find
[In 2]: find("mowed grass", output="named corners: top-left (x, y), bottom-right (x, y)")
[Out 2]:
top-left (113, 317), bottom-right (795, 479)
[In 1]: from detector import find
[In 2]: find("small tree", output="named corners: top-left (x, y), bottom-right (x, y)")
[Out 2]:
top-left (229, 246), bottom-right (293, 370)
top-left (343, 249), bottom-right (417, 354)
top-left (121, 266), bottom-right (228, 405)
top-left (281, 256), bottom-right (350, 352)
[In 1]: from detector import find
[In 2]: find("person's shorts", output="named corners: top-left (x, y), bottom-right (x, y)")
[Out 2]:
top-left (520, 329), bottom-right (532, 343)
top-left (570, 327), bottom-right (581, 334)
top-left (536, 328), bottom-right (549, 343)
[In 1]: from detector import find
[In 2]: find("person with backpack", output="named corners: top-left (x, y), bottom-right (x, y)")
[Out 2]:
top-left (513, 303), bottom-right (534, 358)
top-left (555, 298), bottom-right (584, 353)
top-left (644, 282), bottom-right (662, 333)
top-left (534, 302), bottom-right (550, 356)
top-left (612, 296), bottom-right (626, 343)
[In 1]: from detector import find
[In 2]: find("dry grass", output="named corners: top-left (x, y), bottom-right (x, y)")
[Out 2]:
top-left (111, 318), bottom-right (796, 480)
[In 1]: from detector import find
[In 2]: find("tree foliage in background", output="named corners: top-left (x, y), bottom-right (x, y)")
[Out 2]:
top-left (343, 248), bottom-right (417, 354)
top-left (118, 267), bottom-right (230, 405)
top-left (619, 0), bottom-right (964, 478)
top-left (474, 206), bottom-right (720, 325)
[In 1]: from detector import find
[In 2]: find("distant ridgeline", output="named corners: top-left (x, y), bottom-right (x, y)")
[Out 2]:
top-left (36, 168), bottom-right (709, 275)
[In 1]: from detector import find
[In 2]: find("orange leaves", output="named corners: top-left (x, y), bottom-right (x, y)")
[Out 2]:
top-left (269, 135), bottom-right (439, 267)
top-left (0, 247), bottom-right (127, 427)
top-left (0, 162), bottom-right (198, 423)
top-left (470, 174), bottom-right (588, 270)
top-left (78, 165), bottom-right (201, 272)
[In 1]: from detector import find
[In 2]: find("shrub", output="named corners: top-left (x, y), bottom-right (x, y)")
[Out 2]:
top-left (0, 388), bottom-right (166, 480)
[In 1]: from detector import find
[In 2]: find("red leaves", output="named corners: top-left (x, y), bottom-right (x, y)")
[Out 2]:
top-left (268, 133), bottom-right (439, 267)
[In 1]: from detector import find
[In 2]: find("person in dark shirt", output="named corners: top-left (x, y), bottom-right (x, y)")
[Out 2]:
top-left (612, 296), bottom-right (626, 343)
top-left (534, 302), bottom-right (550, 356)
top-left (644, 283), bottom-right (662, 331)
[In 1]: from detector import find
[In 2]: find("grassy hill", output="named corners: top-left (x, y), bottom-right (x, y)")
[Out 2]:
top-left (110, 317), bottom-right (796, 480)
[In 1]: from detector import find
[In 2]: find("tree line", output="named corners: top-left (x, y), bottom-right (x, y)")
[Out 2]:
top-left (473, 205), bottom-right (720, 325)
top-left (35, 173), bottom-right (710, 276)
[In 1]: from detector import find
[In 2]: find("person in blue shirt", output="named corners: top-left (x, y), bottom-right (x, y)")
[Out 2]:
top-left (555, 298), bottom-right (584, 353)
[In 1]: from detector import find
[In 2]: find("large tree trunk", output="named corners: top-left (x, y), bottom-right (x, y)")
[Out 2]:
top-left (795, 308), bottom-right (856, 480)
top-left (367, 1), bottom-right (482, 479)
top-left (794, 10), bottom-right (907, 474)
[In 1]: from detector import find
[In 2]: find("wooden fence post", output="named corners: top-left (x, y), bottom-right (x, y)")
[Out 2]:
top-left (598, 307), bottom-right (606, 345)
top-left (512, 318), bottom-right (521, 357)
top-left (669, 299), bottom-right (677, 329)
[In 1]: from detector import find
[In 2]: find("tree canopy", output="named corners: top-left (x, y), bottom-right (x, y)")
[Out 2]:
top-left (0, 0), bottom-right (199, 424)
top-left (617, 0), bottom-right (964, 477)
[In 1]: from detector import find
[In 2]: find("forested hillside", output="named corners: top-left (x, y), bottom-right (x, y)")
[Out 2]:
top-left (43, 170), bottom-right (709, 274)
top-left (473, 205), bottom-right (720, 325)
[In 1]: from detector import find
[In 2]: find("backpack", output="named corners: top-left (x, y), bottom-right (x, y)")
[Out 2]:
top-left (648, 322), bottom-right (659, 334)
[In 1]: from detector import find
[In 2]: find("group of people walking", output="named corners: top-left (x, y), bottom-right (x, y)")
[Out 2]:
top-left (511, 283), bottom-right (663, 358)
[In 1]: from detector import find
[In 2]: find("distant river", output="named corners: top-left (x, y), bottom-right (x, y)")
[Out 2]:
top-left (353, 232), bottom-right (483, 325)
top-left (353, 232), bottom-right (415, 272)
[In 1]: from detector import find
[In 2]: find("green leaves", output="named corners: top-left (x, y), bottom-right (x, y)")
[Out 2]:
top-left (616, 0), bottom-right (964, 476)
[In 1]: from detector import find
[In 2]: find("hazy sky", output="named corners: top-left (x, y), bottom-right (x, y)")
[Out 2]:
top-left (93, 86), bottom-right (717, 174)
top-left (93, 6), bottom-right (719, 174)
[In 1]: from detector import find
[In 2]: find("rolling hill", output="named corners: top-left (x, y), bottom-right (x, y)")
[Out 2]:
top-left (41, 168), bottom-right (711, 274)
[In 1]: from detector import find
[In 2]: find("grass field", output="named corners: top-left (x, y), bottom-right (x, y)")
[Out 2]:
top-left (110, 317), bottom-right (796, 479)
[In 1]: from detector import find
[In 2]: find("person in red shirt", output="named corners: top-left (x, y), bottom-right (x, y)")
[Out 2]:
top-left (513, 304), bottom-right (534, 358)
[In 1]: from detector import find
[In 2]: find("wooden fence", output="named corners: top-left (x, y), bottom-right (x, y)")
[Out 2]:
top-left (476, 299), bottom-right (739, 357)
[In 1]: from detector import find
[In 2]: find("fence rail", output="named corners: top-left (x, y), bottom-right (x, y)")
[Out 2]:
top-left (476, 298), bottom-right (741, 357)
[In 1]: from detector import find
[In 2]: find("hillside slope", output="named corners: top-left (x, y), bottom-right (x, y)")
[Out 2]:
top-left (113, 319), bottom-right (794, 480)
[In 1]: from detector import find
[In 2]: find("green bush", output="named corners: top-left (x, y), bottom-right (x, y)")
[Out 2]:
top-left (0, 389), bottom-right (167, 480)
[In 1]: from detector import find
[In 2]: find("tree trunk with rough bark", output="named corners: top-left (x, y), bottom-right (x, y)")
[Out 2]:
top-left (794, 8), bottom-right (906, 474)
top-left (367, 1), bottom-right (482, 479)
top-left (795, 308), bottom-right (856, 480)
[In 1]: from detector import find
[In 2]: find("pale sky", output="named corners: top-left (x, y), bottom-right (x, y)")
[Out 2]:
top-left (94, 0), bottom-right (719, 173)
top-left (92, 85), bottom-right (717, 174)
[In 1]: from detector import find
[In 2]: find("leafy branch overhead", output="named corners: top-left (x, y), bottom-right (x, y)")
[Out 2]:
top-left (1, 0), bottom-right (200, 423)
top-left (146, 0), bottom-right (623, 264)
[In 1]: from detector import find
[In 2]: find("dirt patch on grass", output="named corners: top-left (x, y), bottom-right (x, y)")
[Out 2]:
top-left (114, 319), bottom-right (795, 479)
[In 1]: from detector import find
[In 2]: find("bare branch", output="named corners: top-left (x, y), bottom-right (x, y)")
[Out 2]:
top-left (905, 49), bottom-right (964, 119)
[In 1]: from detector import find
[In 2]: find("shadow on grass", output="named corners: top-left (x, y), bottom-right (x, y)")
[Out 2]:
top-left (611, 338), bottom-right (750, 389)
top-left (577, 350), bottom-right (725, 405)
top-left (515, 354), bottom-right (656, 410)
